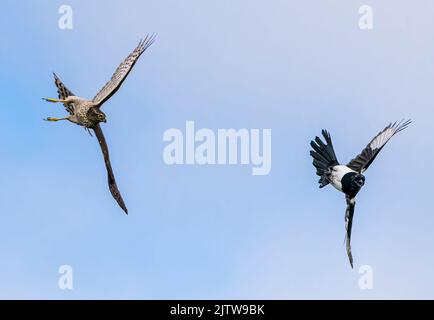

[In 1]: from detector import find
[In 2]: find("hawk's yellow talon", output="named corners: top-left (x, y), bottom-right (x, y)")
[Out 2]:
top-left (44, 117), bottom-right (68, 122)
top-left (43, 98), bottom-right (67, 103)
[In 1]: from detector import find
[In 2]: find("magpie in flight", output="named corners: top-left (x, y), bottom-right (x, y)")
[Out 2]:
top-left (310, 120), bottom-right (411, 268)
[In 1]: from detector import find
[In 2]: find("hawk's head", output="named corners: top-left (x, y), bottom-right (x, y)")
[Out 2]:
top-left (87, 107), bottom-right (107, 124)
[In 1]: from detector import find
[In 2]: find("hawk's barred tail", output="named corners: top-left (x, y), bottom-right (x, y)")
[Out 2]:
top-left (310, 130), bottom-right (339, 188)
top-left (52, 73), bottom-right (76, 115)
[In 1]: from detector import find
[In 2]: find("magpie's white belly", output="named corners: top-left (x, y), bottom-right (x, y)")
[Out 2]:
top-left (330, 165), bottom-right (356, 192)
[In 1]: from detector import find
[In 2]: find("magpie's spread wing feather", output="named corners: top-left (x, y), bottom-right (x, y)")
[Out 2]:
top-left (345, 196), bottom-right (355, 269)
top-left (347, 120), bottom-right (411, 173)
top-left (310, 130), bottom-right (340, 187)
top-left (93, 124), bottom-right (128, 214)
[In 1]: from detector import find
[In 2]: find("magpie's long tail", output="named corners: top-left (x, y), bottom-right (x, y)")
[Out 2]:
top-left (345, 196), bottom-right (356, 269)
top-left (310, 130), bottom-right (339, 188)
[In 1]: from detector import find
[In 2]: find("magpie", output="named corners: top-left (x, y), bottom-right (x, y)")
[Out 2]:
top-left (310, 120), bottom-right (411, 268)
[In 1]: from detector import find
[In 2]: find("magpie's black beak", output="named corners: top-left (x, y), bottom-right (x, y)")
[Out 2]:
top-left (355, 175), bottom-right (365, 187)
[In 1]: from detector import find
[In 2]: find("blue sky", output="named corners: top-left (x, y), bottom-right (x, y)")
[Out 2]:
top-left (1, 0), bottom-right (434, 299)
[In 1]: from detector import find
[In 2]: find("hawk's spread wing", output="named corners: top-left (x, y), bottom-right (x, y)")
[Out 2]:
top-left (93, 124), bottom-right (128, 214)
top-left (345, 196), bottom-right (355, 269)
top-left (347, 120), bottom-right (411, 173)
top-left (53, 73), bottom-right (76, 114)
top-left (92, 35), bottom-right (155, 107)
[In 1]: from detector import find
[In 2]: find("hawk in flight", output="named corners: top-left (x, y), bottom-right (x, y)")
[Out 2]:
top-left (43, 35), bottom-right (156, 214)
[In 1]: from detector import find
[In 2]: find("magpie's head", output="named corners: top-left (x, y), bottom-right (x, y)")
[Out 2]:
top-left (342, 172), bottom-right (365, 198)
top-left (354, 174), bottom-right (365, 188)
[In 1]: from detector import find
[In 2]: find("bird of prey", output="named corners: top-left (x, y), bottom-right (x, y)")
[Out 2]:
top-left (42, 35), bottom-right (155, 214)
top-left (309, 120), bottom-right (411, 268)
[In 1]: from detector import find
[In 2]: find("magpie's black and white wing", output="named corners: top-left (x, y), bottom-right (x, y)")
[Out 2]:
top-left (92, 35), bottom-right (155, 107)
top-left (345, 196), bottom-right (355, 268)
top-left (347, 120), bottom-right (411, 173)
top-left (53, 73), bottom-right (76, 115)
top-left (310, 130), bottom-right (340, 188)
